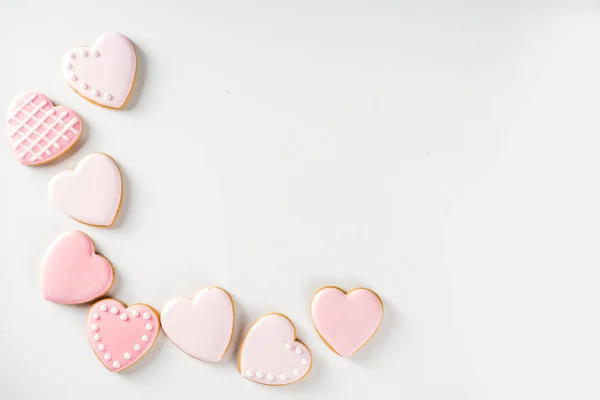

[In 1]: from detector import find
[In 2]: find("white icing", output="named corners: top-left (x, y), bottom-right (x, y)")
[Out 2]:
top-left (112, 361), bottom-right (120, 369)
top-left (100, 305), bottom-right (107, 312)
top-left (293, 369), bottom-right (300, 376)
top-left (81, 50), bottom-right (88, 57)
top-left (132, 310), bottom-right (140, 317)
top-left (266, 374), bottom-right (274, 381)
top-left (80, 82), bottom-right (88, 90)
top-left (93, 334), bottom-right (100, 341)
top-left (285, 342), bottom-right (292, 350)
top-left (110, 307), bottom-right (118, 315)
top-left (98, 344), bottom-right (105, 351)
top-left (134, 344), bottom-right (141, 351)
top-left (280, 374), bottom-right (287, 381)
top-left (104, 93), bottom-right (112, 101)
top-left (104, 353), bottom-right (111, 361)
top-left (90, 324), bottom-right (98, 332)
top-left (142, 335), bottom-right (149, 342)
top-left (92, 89), bottom-right (100, 97)
top-left (301, 358), bottom-right (308, 365)
top-left (143, 312), bottom-right (150, 320)
top-left (255, 371), bottom-right (263, 379)
top-left (91, 313), bottom-right (99, 320)
top-left (245, 370), bottom-right (253, 377)
top-left (145, 324), bottom-right (153, 331)
top-left (66, 63), bottom-right (72, 69)
top-left (120, 314), bottom-right (128, 321)
top-left (124, 352), bottom-right (131, 360)
top-left (295, 347), bottom-right (302, 355)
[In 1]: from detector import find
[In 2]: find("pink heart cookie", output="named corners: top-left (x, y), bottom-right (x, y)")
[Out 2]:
top-left (7, 92), bottom-right (82, 165)
top-left (48, 153), bottom-right (123, 227)
top-left (310, 286), bottom-right (384, 357)
top-left (41, 231), bottom-right (114, 304)
top-left (63, 33), bottom-right (136, 109)
top-left (87, 299), bottom-right (160, 372)
top-left (162, 287), bottom-right (235, 362)
top-left (239, 313), bottom-right (312, 386)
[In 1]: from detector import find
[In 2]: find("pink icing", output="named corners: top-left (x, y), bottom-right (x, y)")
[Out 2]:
top-left (87, 299), bottom-right (160, 372)
top-left (239, 314), bottom-right (312, 385)
top-left (7, 92), bottom-right (82, 165)
top-left (162, 287), bottom-right (234, 362)
top-left (310, 287), bottom-right (383, 357)
top-left (63, 33), bottom-right (136, 109)
top-left (48, 153), bottom-right (122, 227)
top-left (41, 231), bottom-right (113, 304)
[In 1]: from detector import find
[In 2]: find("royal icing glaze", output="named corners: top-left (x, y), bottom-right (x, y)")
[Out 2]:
top-left (87, 299), bottom-right (160, 372)
top-left (41, 231), bottom-right (114, 304)
top-left (239, 313), bottom-right (312, 386)
top-left (162, 287), bottom-right (234, 362)
top-left (48, 153), bottom-right (122, 227)
top-left (310, 287), bottom-right (383, 357)
top-left (63, 33), bottom-right (136, 109)
top-left (7, 92), bottom-right (82, 165)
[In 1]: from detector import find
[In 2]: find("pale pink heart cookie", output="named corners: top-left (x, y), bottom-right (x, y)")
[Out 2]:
top-left (41, 231), bottom-right (114, 304)
top-left (87, 299), bottom-right (160, 372)
top-left (7, 92), bottom-right (82, 165)
top-left (239, 313), bottom-right (312, 386)
top-left (162, 287), bottom-right (235, 362)
top-left (48, 153), bottom-right (123, 227)
top-left (310, 286), bottom-right (384, 358)
top-left (63, 33), bottom-right (136, 109)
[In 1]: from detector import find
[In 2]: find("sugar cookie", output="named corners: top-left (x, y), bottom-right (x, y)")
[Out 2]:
top-left (238, 313), bottom-right (312, 386)
top-left (62, 33), bottom-right (136, 109)
top-left (48, 153), bottom-right (123, 227)
top-left (87, 299), bottom-right (160, 372)
top-left (41, 231), bottom-right (114, 304)
top-left (7, 92), bottom-right (82, 165)
top-left (162, 287), bottom-right (235, 362)
top-left (310, 286), bottom-right (383, 357)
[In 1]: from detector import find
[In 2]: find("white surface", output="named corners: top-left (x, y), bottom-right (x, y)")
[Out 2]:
top-left (1, 1), bottom-right (599, 399)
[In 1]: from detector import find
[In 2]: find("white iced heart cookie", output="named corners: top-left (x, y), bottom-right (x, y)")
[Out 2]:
top-left (238, 313), bottom-right (312, 386)
top-left (48, 153), bottom-right (123, 227)
top-left (62, 33), bottom-right (136, 109)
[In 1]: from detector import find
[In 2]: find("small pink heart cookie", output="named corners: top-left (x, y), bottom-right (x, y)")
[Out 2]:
top-left (41, 231), bottom-right (114, 304)
top-left (7, 92), bottom-right (82, 165)
top-left (87, 299), bottom-right (160, 372)
top-left (63, 33), bottom-right (136, 109)
top-left (48, 153), bottom-right (123, 227)
top-left (310, 286), bottom-right (383, 357)
top-left (162, 287), bottom-right (235, 362)
top-left (239, 313), bottom-right (312, 386)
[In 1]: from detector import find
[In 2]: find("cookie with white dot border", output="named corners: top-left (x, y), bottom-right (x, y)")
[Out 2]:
top-left (238, 313), bottom-right (312, 386)
top-left (87, 299), bottom-right (160, 372)
top-left (62, 33), bottom-right (136, 109)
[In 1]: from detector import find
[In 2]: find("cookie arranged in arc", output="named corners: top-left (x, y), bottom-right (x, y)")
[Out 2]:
top-left (41, 231), bottom-right (114, 304)
top-left (238, 313), bottom-right (312, 386)
top-left (7, 92), bottom-right (82, 165)
top-left (48, 153), bottom-right (123, 227)
top-left (87, 299), bottom-right (160, 373)
top-left (310, 286), bottom-right (383, 357)
top-left (162, 287), bottom-right (235, 362)
top-left (63, 33), bottom-right (136, 109)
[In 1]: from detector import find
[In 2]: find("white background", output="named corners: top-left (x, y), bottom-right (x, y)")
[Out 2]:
top-left (1, 1), bottom-right (599, 399)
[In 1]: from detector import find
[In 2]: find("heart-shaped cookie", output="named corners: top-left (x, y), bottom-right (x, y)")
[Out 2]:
top-left (238, 313), bottom-right (312, 386)
top-left (162, 287), bottom-right (235, 362)
top-left (87, 299), bottom-right (160, 372)
top-left (62, 33), bottom-right (136, 109)
top-left (41, 231), bottom-right (114, 304)
top-left (310, 286), bottom-right (383, 357)
top-left (7, 92), bottom-right (82, 165)
top-left (48, 153), bottom-right (123, 227)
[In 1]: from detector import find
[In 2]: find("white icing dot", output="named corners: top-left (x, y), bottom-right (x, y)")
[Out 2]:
top-left (66, 63), bottom-right (72, 69)
top-left (142, 335), bottom-right (149, 342)
top-left (280, 374), bottom-right (287, 381)
top-left (104, 93), bottom-right (112, 101)
top-left (100, 305), bottom-right (107, 312)
top-left (98, 344), bottom-right (105, 351)
top-left (145, 324), bottom-right (153, 331)
top-left (134, 344), bottom-right (141, 351)
top-left (120, 314), bottom-right (128, 321)
top-left (255, 371), bottom-right (263, 379)
top-left (93, 51), bottom-right (100, 57)
top-left (285, 342), bottom-right (292, 350)
top-left (81, 50), bottom-right (88, 57)
top-left (80, 82), bottom-right (88, 90)
top-left (132, 310), bottom-right (140, 317)
top-left (92, 89), bottom-right (100, 97)
top-left (70, 74), bottom-right (77, 82)
top-left (90, 324), bottom-right (98, 332)
top-left (104, 353), bottom-right (111, 361)
top-left (295, 347), bottom-right (302, 355)
top-left (91, 313), bottom-right (99, 320)
top-left (69, 52), bottom-right (75, 59)
top-left (245, 370), bottom-right (253, 377)
top-left (112, 361), bottom-right (120, 369)
top-left (143, 312), bottom-right (151, 320)
top-left (293, 369), bottom-right (300, 376)
top-left (124, 352), bottom-right (131, 360)
top-left (110, 307), bottom-right (118, 314)
top-left (301, 358), bottom-right (308, 365)
top-left (267, 373), bottom-right (274, 381)
top-left (93, 334), bottom-right (100, 341)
